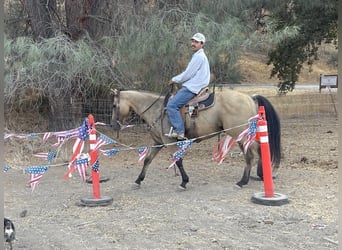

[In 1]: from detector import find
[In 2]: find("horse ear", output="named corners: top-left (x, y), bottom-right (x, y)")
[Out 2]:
top-left (110, 89), bottom-right (118, 95)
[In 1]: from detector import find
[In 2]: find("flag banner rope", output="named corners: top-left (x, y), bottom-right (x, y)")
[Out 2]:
top-left (4, 116), bottom-right (258, 192)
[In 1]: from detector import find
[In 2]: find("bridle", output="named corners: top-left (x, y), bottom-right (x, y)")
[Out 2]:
top-left (111, 88), bottom-right (121, 123)
top-left (110, 89), bottom-right (121, 138)
top-left (111, 86), bottom-right (173, 136)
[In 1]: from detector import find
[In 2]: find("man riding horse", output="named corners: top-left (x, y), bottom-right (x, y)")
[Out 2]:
top-left (166, 32), bottom-right (210, 140)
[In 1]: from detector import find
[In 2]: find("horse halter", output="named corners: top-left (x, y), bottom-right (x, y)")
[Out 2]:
top-left (111, 89), bottom-right (121, 130)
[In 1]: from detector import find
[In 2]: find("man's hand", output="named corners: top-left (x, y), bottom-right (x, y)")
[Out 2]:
top-left (168, 80), bottom-right (174, 85)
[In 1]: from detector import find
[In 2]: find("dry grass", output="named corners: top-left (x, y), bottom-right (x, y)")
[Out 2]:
top-left (239, 44), bottom-right (337, 84)
top-left (228, 84), bottom-right (337, 120)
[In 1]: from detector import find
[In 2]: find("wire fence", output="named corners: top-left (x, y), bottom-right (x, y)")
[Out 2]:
top-left (50, 92), bottom-right (337, 126)
top-left (48, 98), bottom-right (114, 131)
top-left (281, 116), bottom-right (337, 164)
top-left (268, 92), bottom-right (337, 119)
top-left (47, 91), bottom-right (337, 165)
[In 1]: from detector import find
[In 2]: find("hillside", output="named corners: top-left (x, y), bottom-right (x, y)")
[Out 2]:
top-left (239, 45), bottom-right (337, 84)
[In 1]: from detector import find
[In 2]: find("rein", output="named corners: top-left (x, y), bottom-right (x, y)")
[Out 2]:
top-left (142, 85), bottom-right (173, 116)
top-left (140, 89), bottom-right (166, 116)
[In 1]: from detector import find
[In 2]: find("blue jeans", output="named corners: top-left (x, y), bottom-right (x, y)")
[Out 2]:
top-left (166, 87), bottom-right (196, 133)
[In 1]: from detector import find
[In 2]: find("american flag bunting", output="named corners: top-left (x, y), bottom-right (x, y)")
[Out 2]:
top-left (27, 166), bottom-right (48, 192)
top-left (236, 115), bottom-right (259, 153)
top-left (42, 132), bottom-right (52, 143)
top-left (100, 148), bottom-right (120, 157)
top-left (75, 157), bottom-right (89, 182)
top-left (4, 133), bottom-right (31, 139)
top-left (94, 134), bottom-right (116, 150)
top-left (64, 119), bottom-right (89, 179)
top-left (52, 128), bottom-right (79, 146)
top-left (212, 135), bottom-right (236, 165)
top-left (168, 139), bottom-right (193, 169)
top-left (137, 147), bottom-right (149, 163)
top-left (33, 150), bottom-right (56, 163)
top-left (92, 160), bottom-right (100, 172)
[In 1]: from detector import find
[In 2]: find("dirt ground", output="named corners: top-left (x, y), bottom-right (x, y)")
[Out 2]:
top-left (4, 103), bottom-right (338, 250)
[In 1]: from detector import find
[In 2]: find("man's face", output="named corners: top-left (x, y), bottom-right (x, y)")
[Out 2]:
top-left (191, 39), bottom-right (204, 52)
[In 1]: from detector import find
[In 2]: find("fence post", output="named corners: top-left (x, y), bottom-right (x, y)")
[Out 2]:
top-left (88, 115), bottom-right (101, 199)
top-left (251, 106), bottom-right (288, 206)
top-left (257, 106), bottom-right (274, 197)
top-left (80, 114), bottom-right (113, 206)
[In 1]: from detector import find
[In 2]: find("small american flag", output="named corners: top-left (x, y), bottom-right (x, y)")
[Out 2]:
top-left (27, 166), bottom-right (48, 192)
top-left (51, 128), bottom-right (79, 146)
top-left (236, 115), bottom-right (259, 153)
top-left (43, 132), bottom-right (52, 143)
top-left (75, 158), bottom-right (89, 182)
top-left (4, 133), bottom-right (29, 139)
top-left (94, 134), bottom-right (116, 150)
top-left (100, 149), bottom-right (120, 157)
top-left (64, 119), bottom-right (89, 179)
top-left (242, 119), bottom-right (258, 153)
top-left (33, 151), bottom-right (56, 163)
top-left (137, 147), bottom-right (149, 164)
top-left (92, 160), bottom-right (100, 172)
top-left (168, 139), bottom-right (193, 168)
top-left (212, 135), bottom-right (236, 165)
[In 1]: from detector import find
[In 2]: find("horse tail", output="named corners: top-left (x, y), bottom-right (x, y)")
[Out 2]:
top-left (252, 95), bottom-right (281, 166)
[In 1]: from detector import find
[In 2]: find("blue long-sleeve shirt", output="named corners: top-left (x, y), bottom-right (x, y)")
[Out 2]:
top-left (171, 48), bottom-right (210, 94)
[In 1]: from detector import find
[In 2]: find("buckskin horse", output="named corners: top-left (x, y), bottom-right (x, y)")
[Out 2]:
top-left (111, 87), bottom-right (281, 189)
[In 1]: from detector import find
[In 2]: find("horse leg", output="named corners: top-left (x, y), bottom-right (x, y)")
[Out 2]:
top-left (257, 144), bottom-right (279, 180)
top-left (134, 146), bottom-right (162, 187)
top-left (272, 161), bottom-right (280, 178)
top-left (256, 145), bottom-right (263, 179)
top-left (175, 158), bottom-right (189, 189)
top-left (236, 143), bottom-right (254, 187)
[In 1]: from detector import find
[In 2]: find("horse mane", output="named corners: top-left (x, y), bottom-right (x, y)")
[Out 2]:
top-left (137, 89), bottom-right (164, 96)
top-left (111, 88), bottom-right (165, 96)
top-left (123, 89), bottom-right (166, 98)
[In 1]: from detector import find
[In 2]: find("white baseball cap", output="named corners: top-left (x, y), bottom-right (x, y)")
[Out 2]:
top-left (191, 33), bottom-right (206, 43)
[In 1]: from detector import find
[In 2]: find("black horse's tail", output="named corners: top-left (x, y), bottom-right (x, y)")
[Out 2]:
top-left (253, 95), bottom-right (281, 167)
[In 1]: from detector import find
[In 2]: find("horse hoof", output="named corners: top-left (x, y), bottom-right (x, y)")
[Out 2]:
top-left (131, 183), bottom-right (141, 190)
top-left (253, 175), bottom-right (277, 181)
top-left (250, 176), bottom-right (263, 181)
top-left (178, 185), bottom-right (186, 191)
top-left (235, 181), bottom-right (244, 188)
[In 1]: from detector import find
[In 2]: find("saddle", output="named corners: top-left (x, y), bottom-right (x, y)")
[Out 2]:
top-left (163, 87), bottom-right (215, 140)
top-left (165, 87), bottom-right (215, 117)
top-left (184, 87), bottom-right (215, 117)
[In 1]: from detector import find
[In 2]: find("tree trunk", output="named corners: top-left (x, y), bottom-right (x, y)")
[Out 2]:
top-left (87, 1), bottom-right (111, 40)
top-left (25, 0), bottom-right (55, 40)
top-left (65, 0), bottom-right (88, 40)
top-left (133, 0), bottom-right (158, 15)
top-left (65, 0), bottom-right (108, 41)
